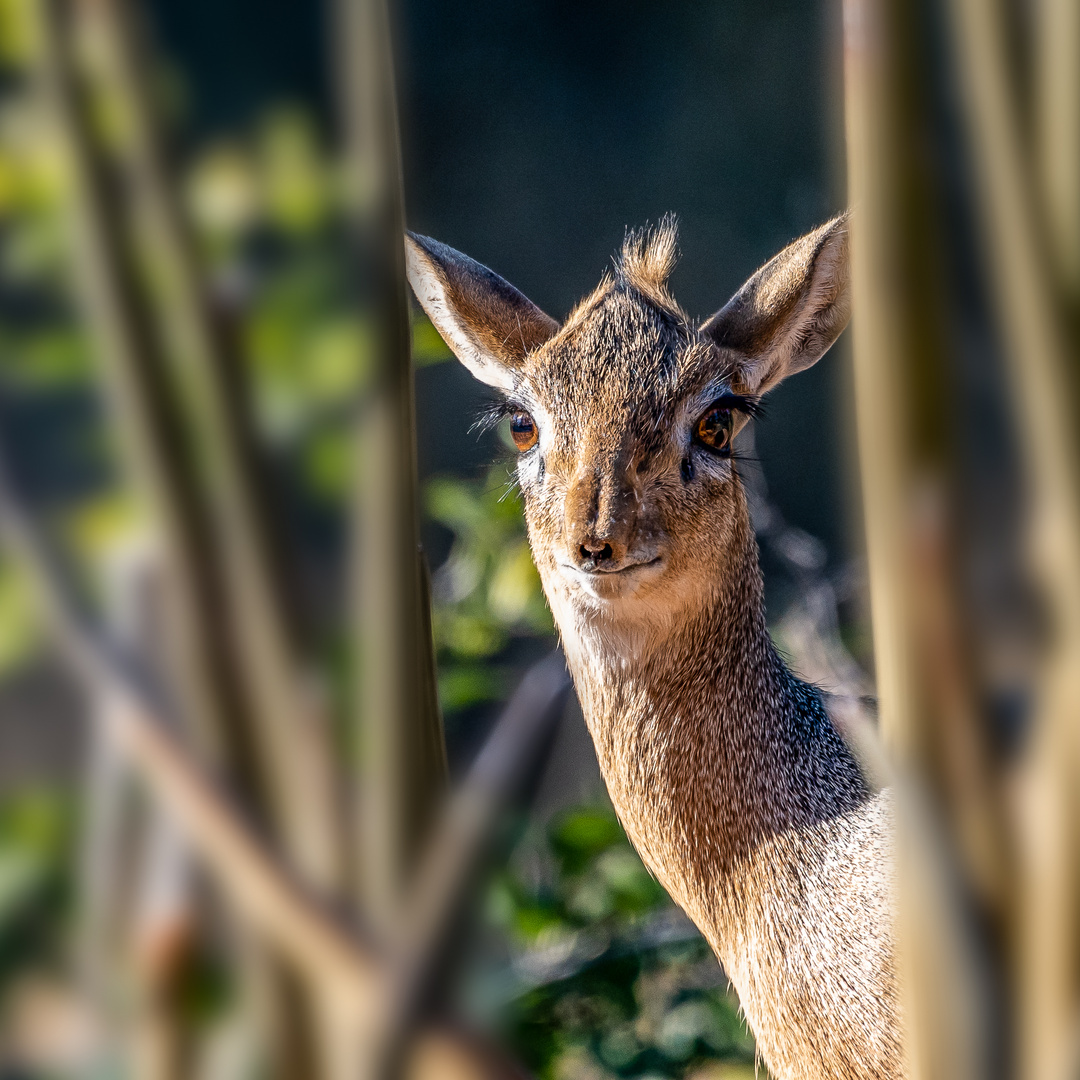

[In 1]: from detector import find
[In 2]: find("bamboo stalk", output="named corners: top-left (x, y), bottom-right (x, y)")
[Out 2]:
top-left (77, 0), bottom-right (342, 895)
top-left (34, 0), bottom-right (264, 820)
top-left (34, 3), bottom-right (332, 1073)
top-left (393, 655), bottom-right (569, 1015)
top-left (0, 463), bottom-right (383, 1017)
top-left (842, 0), bottom-right (1004, 1076)
top-left (1036, 0), bottom-right (1080, 303)
top-left (336, 0), bottom-right (447, 936)
top-left (946, 1), bottom-right (1080, 1077)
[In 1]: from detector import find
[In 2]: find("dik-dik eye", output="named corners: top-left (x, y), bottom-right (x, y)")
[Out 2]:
top-left (693, 403), bottom-right (734, 455)
top-left (509, 411), bottom-right (539, 452)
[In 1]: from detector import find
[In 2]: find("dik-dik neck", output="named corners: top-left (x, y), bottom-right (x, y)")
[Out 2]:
top-left (554, 508), bottom-right (870, 945)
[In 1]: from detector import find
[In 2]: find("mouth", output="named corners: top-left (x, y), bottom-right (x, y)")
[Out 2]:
top-left (556, 557), bottom-right (664, 596)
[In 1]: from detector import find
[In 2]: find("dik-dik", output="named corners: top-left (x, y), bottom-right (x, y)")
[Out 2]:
top-left (406, 215), bottom-right (900, 1080)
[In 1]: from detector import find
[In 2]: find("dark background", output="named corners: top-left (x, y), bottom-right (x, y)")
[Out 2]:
top-left (145, 0), bottom-right (857, 576)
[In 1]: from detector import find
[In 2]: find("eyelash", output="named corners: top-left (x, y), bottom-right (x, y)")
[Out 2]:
top-left (473, 394), bottom-right (762, 442)
top-left (471, 400), bottom-right (515, 435)
top-left (701, 392), bottom-right (763, 420)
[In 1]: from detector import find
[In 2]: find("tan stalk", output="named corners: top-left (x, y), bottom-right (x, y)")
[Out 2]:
top-left (0, 464), bottom-right (383, 1017)
top-left (843, 0), bottom-right (1004, 1075)
top-left (34, 2), bottom-right (330, 1073)
top-left (336, 0), bottom-right (447, 938)
top-left (77, 0), bottom-right (342, 893)
top-left (948, 0), bottom-right (1080, 1077)
top-left (1036, 0), bottom-right (1080, 302)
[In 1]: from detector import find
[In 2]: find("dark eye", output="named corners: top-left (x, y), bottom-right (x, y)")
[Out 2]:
top-left (694, 404), bottom-right (733, 454)
top-left (509, 411), bottom-right (538, 452)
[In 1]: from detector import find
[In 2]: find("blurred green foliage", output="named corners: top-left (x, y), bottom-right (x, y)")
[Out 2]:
top-left (0, 789), bottom-right (72, 987)
top-left (427, 465), bottom-right (552, 711)
top-left (477, 805), bottom-right (756, 1080)
top-left (0, 558), bottom-right (41, 674)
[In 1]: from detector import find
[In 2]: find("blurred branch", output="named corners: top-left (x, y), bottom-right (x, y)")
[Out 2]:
top-left (92, 545), bottom-right (196, 1080)
top-left (841, 0), bottom-right (918, 757)
top-left (848, 0), bottom-right (1080, 1075)
top-left (34, 0), bottom-right (264, 818)
top-left (0, 434), bottom-right (573, 1074)
top-left (350, 653), bottom-right (569, 1075)
top-left (336, 0), bottom-right (447, 939)
top-left (948, 0), bottom-right (1080, 623)
top-left (80, 0), bottom-right (343, 893)
top-left (843, 0), bottom-right (1006, 1076)
top-left (33, 2), bottom-right (339, 1070)
top-left (947, 1), bottom-right (1080, 1077)
top-left (0, 463), bottom-right (384, 1017)
top-left (396, 654), bottom-right (570, 1005)
top-left (1036, 0), bottom-right (1080, 301)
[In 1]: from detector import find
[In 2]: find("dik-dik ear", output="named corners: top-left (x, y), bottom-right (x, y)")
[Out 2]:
top-left (700, 214), bottom-right (850, 396)
top-left (405, 233), bottom-right (560, 392)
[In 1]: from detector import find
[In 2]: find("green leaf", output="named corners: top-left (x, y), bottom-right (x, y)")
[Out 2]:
top-left (412, 314), bottom-right (452, 366)
top-left (549, 807), bottom-right (624, 873)
top-left (0, 558), bottom-right (41, 677)
top-left (437, 664), bottom-right (510, 711)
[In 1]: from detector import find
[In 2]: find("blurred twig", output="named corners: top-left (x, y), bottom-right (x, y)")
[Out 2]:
top-left (947, 1), bottom-right (1080, 1077)
top-left (34, 0), bottom-right (263, 826)
top-left (33, 1), bottom-right (340, 1071)
top-left (843, 0), bottom-right (1008, 1076)
top-left (336, 0), bottom-right (447, 943)
top-left (79, 0), bottom-right (343, 894)
top-left (395, 654), bottom-right (570, 1014)
top-left (1036, 0), bottom-right (1080, 302)
top-left (0, 461), bottom-right (384, 1016)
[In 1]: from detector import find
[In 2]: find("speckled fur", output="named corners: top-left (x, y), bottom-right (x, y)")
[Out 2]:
top-left (407, 216), bottom-right (902, 1080)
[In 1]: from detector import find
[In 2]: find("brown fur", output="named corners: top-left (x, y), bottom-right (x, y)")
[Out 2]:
top-left (407, 216), bottom-right (903, 1080)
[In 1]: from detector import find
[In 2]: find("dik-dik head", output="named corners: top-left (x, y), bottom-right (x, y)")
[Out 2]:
top-left (406, 216), bottom-right (850, 630)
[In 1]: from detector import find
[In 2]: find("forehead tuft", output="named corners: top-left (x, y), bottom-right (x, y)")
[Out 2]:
top-left (537, 282), bottom-right (691, 390)
top-left (618, 214), bottom-right (680, 296)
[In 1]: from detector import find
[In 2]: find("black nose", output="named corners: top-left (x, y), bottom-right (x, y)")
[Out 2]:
top-left (579, 540), bottom-right (614, 565)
